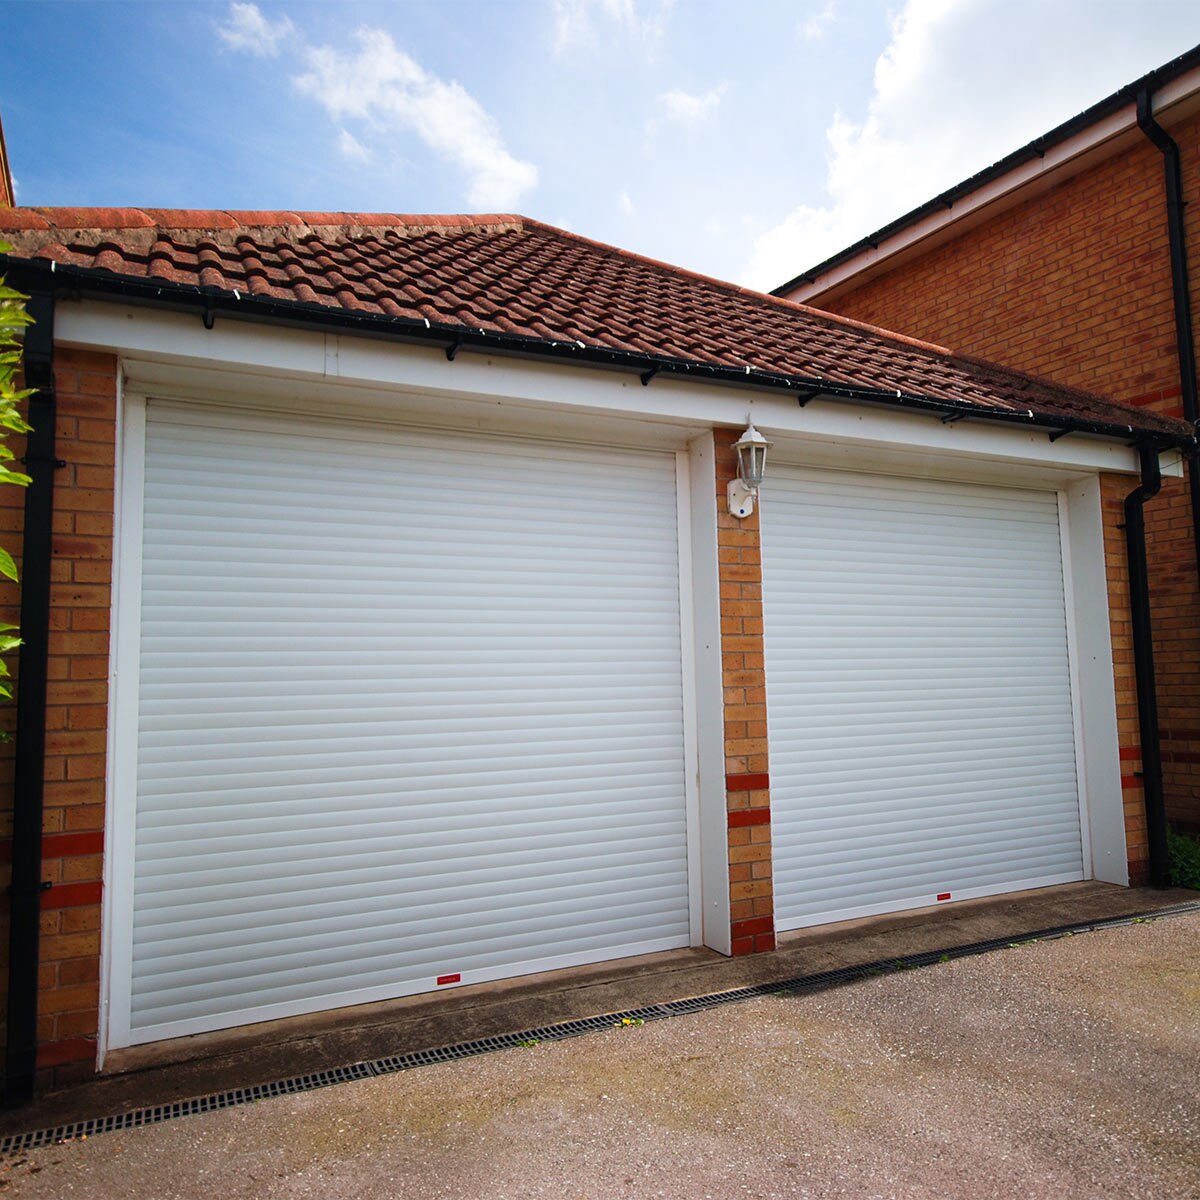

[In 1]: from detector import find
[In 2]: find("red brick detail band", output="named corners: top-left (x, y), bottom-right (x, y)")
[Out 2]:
top-left (40, 881), bottom-right (103, 909)
top-left (44, 831), bottom-right (104, 858)
top-left (0, 830), bottom-right (105, 862)
top-left (35, 1037), bottom-right (96, 1068)
top-left (728, 809), bottom-right (771, 829)
top-left (725, 772), bottom-right (769, 792)
top-left (731, 916), bottom-right (772, 938)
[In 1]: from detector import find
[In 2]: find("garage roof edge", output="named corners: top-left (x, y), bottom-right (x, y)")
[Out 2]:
top-left (1, 243), bottom-right (1192, 452)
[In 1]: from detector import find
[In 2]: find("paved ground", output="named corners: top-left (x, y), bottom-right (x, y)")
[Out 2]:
top-left (3, 911), bottom-right (1197, 1199)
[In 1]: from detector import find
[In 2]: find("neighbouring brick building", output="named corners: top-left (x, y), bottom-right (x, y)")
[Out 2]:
top-left (0, 208), bottom-right (1190, 1099)
top-left (776, 46), bottom-right (1200, 834)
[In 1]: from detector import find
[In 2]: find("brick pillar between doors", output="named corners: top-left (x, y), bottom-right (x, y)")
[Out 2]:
top-left (715, 430), bottom-right (775, 955)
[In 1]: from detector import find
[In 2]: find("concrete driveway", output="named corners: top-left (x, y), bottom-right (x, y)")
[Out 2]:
top-left (3, 912), bottom-right (1198, 1199)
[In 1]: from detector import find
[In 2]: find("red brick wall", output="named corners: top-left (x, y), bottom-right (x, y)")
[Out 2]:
top-left (715, 431), bottom-right (775, 954)
top-left (0, 348), bottom-right (116, 1089)
top-left (810, 109), bottom-right (1200, 832)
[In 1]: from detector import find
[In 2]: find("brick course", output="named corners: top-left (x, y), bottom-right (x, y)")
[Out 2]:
top-left (807, 108), bottom-right (1200, 835)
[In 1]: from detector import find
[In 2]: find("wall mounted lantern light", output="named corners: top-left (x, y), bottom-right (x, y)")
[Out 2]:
top-left (727, 421), bottom-right (772, 519)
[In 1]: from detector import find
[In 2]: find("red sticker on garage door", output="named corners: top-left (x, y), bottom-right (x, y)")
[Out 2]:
top-left (437, 973), bottom-right (462, 986)
top-left (936, 893), bottom-right (952, 902)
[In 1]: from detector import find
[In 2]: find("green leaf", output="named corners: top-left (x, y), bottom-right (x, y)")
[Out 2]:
top-left (0, 547), bottom-right (17, 582)
top-left (0, 411), bottom-right (32, 433)
top-left (0, 636), bottom-right (21, 655)
top-left (0, 468), bottom-right (31, 487)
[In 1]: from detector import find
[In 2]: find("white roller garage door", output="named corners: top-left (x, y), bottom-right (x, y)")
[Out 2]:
top-left (116, 401), bottom-right (691, 1046)
top-left (762, 465), bottom-right (1085, 931)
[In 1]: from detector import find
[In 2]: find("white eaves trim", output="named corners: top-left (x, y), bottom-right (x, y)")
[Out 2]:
top-left (54, 300), bottom-right (1179, 483)
top-left (783, 65), bottom-right (1200, 306)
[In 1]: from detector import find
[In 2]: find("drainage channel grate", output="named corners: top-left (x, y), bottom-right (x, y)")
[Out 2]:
top-left (0, 1063), bottom-right (378, 1155)
top-left (5, 899), bottom-right (1198, 1155)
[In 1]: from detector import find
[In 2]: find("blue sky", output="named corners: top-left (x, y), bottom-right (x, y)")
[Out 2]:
top-left (4, 1), bottom-right (1200, 289)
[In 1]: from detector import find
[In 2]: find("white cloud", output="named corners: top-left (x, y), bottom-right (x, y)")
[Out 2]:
top-left (291, 28), bottom-right (537, 209)
top-left (553, 0), bottom-right (674, 52)
top-left (618, 189), bottom-right (634, 216)
top-left (799, 1), bottom-right (836, 42)
top-left (658, 84), bottom-right (727, 124)
top-left (337, 128), bottom-right (371, 163)
top-left (744, 0), bottom-right (1200, 290)
top-left (217, 3), bottom-right (294, 57)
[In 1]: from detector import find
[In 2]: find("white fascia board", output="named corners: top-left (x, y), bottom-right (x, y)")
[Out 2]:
top-left (54, 300), bottom-right (1165, 480)
top-left (785, 66), bottom-right (1200, 305)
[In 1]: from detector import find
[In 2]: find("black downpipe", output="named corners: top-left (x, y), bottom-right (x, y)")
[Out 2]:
top-left (4, 291), bottom-right (58, 1107)
top-left (1124, 443), bottom-right (1170, 887)
top-left (1136, 88), bottom-right (1200, 587)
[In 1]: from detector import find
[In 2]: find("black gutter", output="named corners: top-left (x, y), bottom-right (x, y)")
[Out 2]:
top-left (3, 257), bottom-right (1193, 453)
top-left (774, 43), bottom-right (1200, 296)
top-left (4, 290), bottom-right (59, 1106)
top-left (1125, 444), bottom-right (1170, 887)
top-left (1136, 88), bottom-right (1200, 589)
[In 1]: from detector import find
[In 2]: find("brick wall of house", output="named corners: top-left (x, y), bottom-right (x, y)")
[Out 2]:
top-left (0, 348), bottom-right (117, 1090)
top-left (715, 430), bottom-right (776, 955)
top-left (805, 108), bottom-right (1200, 832)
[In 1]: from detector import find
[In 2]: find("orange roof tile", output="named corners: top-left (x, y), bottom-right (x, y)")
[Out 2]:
top-left (0, 207), bottom-right (1189, 443)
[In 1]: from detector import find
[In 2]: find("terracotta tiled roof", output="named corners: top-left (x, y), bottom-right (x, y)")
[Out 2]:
top-left (0, 207), bottom-right (1190, 443)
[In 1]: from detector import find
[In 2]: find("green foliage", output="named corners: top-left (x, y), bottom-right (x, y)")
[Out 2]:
top-left (0, 241), bottom-right (32, 708)
top-left (1167, 829), bottom-right (1200, 891)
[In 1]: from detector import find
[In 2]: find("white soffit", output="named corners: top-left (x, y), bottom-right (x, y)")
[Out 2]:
top-left (784, 65), bottom-right (1200, 305)
top-left (55, 302), bottom-right (1157, 480)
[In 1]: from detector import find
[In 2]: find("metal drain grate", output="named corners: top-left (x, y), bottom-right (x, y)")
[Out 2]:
top-left (4, 899), bottom-right (1197, 1155)
top-left (0, 1063), bottom-right (378, 1155)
